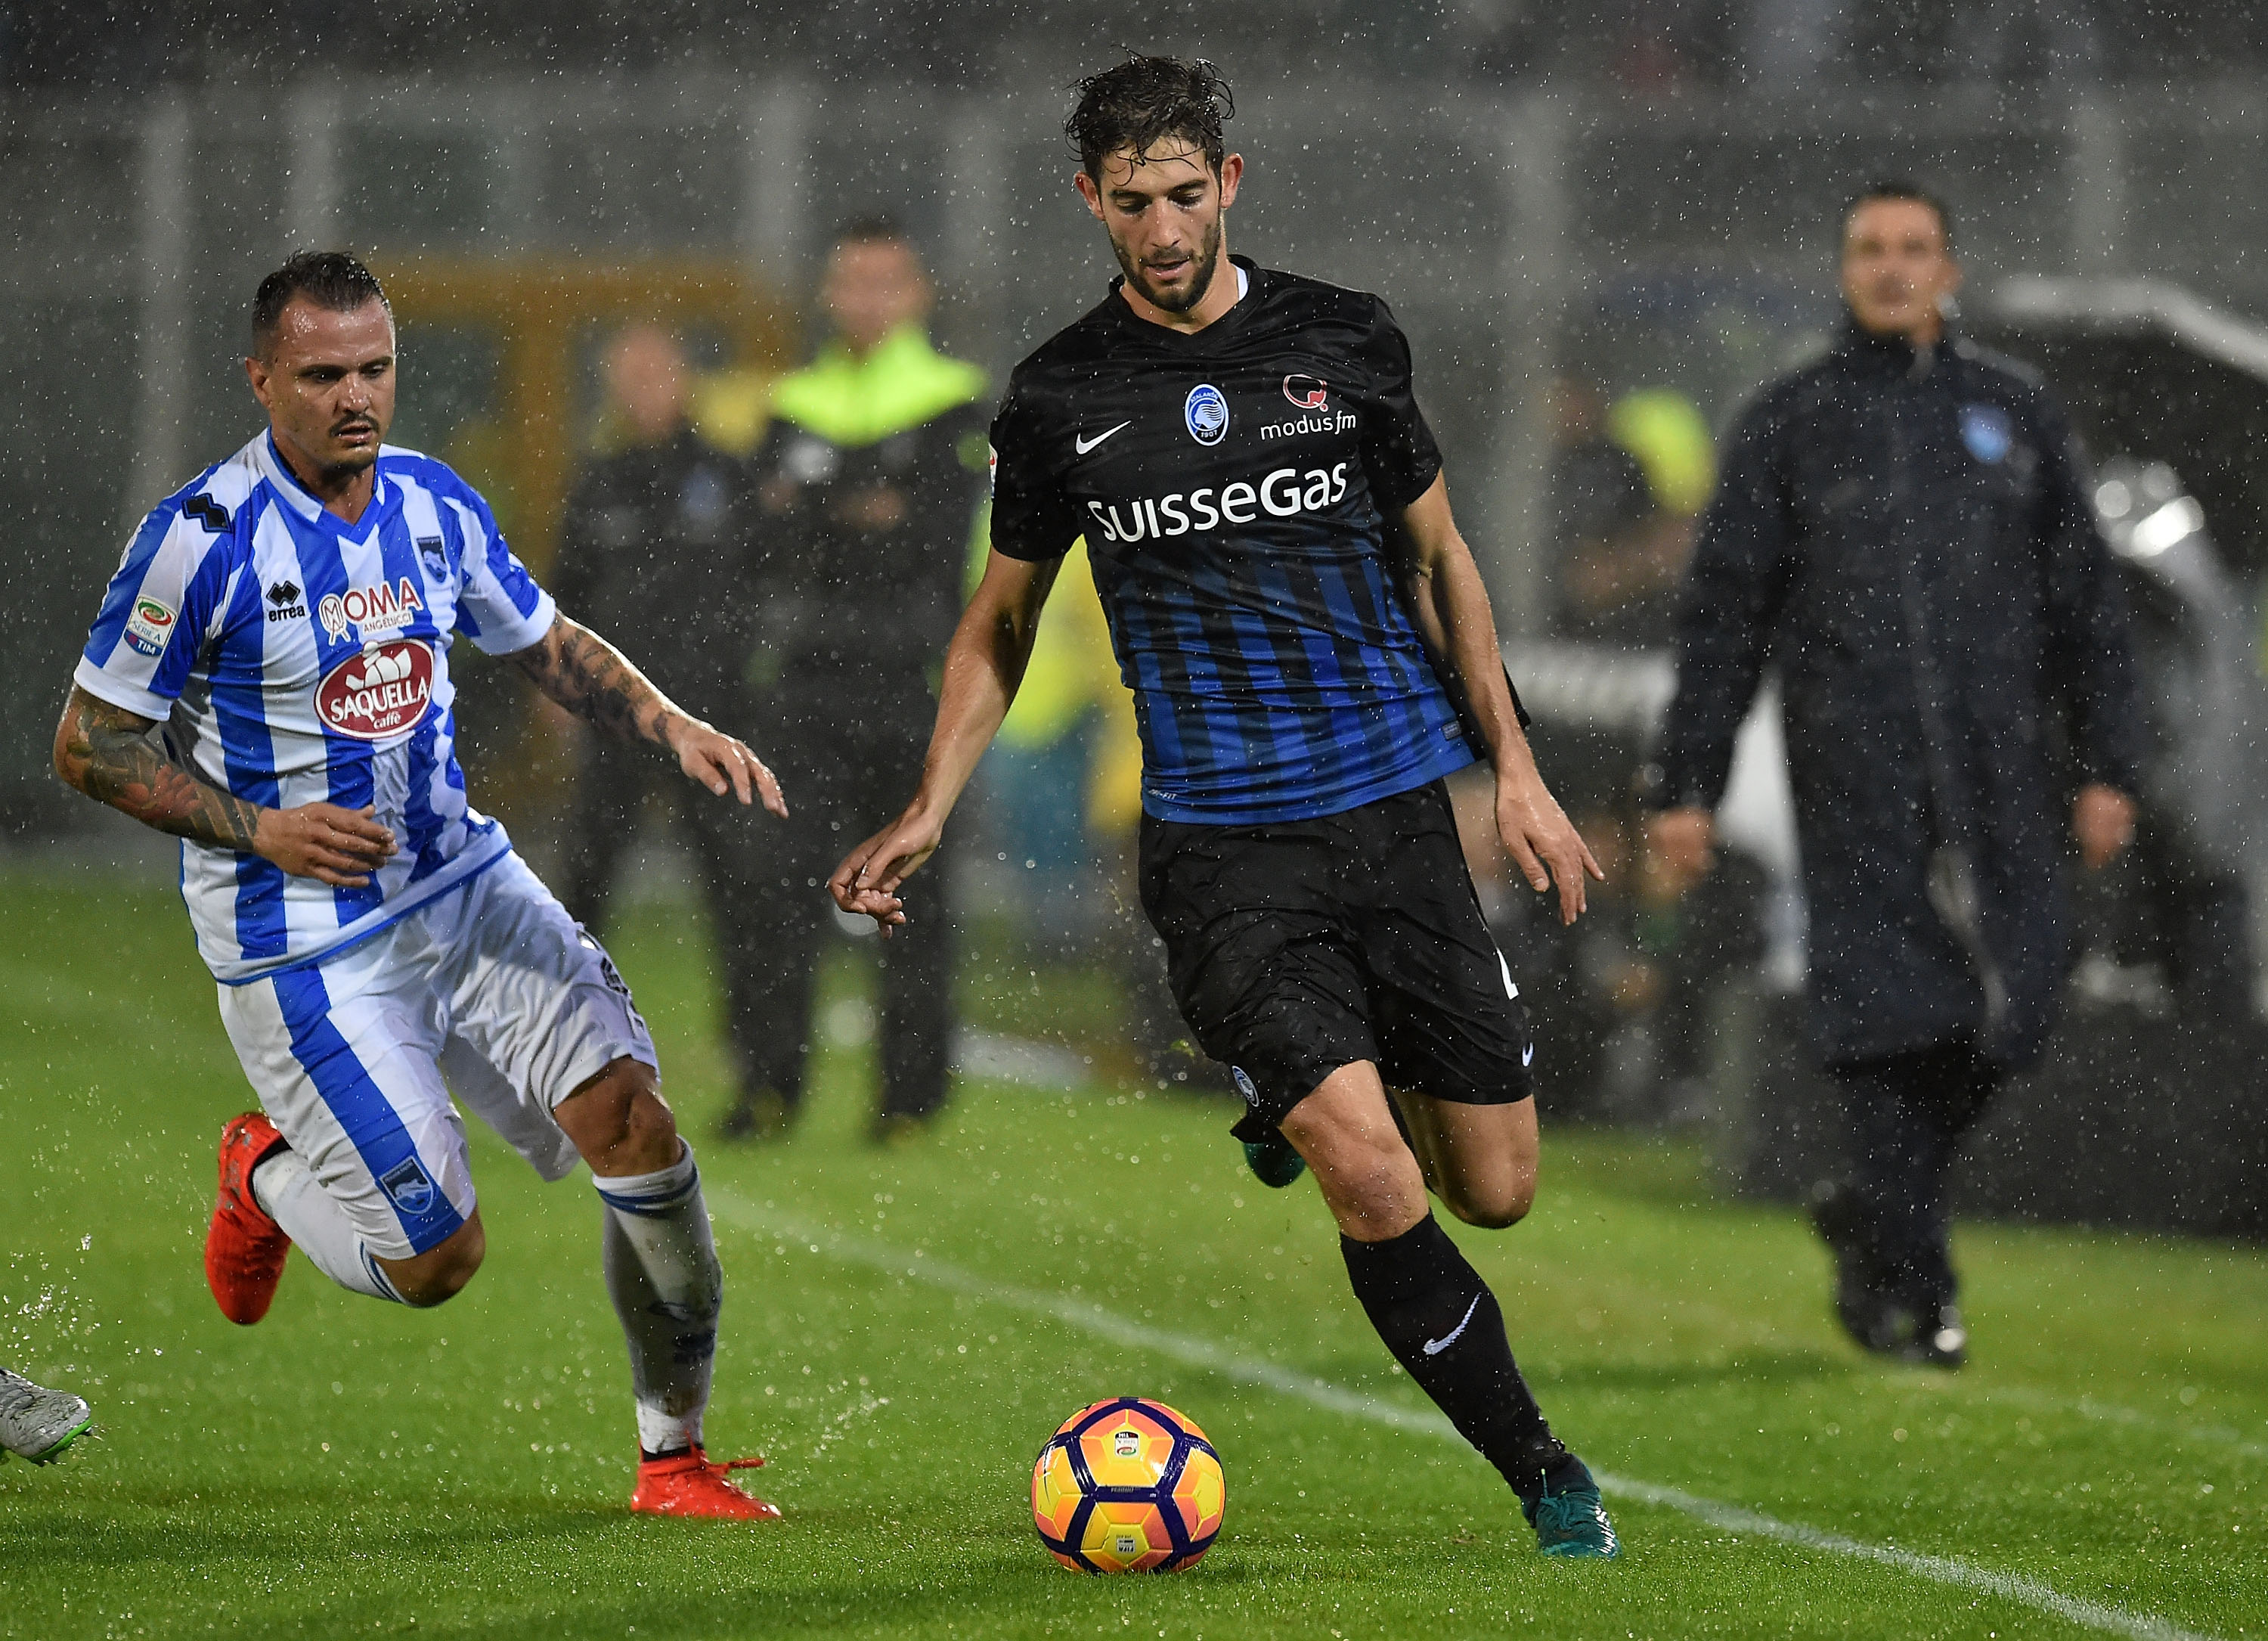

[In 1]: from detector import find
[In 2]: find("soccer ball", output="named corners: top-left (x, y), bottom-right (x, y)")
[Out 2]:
top-left (1030, 1397), bottom-right (1224, 1574)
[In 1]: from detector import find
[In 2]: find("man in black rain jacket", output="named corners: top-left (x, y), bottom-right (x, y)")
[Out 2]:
top-left (552, 324), bottom-right (773, 1117)
top-left (730, 218), bottom-right (990, 1143)
top-left (1646, 182), bottom-right (2146, 1366)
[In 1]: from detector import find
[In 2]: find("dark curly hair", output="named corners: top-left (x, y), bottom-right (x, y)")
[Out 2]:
top-left (1065, 54), bottom-right (1235, 181)
top-left (252, 250), bottom-right (391, 356)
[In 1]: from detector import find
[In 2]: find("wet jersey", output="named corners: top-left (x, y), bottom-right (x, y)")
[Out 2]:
top-left (987, 256), bottom-right (1474, 824)
top-left (75, 433), bottom-right (555, 983)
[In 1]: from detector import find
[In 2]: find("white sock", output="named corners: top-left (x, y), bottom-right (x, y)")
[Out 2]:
top-left (593, 1143), bottom-right (721, 1457)
top-left (252, 1148), bottom-right (406, 1304)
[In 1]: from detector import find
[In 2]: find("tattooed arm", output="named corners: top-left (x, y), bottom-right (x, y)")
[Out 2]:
top-left (507, 616), bottom-right (787, 815)
top-left (52, 686), bottom-right (398, 886)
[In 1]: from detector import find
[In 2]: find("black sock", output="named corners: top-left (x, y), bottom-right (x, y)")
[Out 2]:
top-left (1340, 1214), bottom-right (1570, 1506)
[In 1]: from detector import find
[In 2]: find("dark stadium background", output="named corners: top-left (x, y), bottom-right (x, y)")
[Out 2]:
top-left (6, 0), bottom-right (2266, 1235)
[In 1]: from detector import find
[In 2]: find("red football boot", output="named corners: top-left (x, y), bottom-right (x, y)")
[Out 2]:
top-left (631, 1447), bottom-right (781, 1520)
top-left (205, 1112), bottom-right (292, 1326)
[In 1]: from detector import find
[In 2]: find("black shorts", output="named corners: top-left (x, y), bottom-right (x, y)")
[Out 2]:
top-left (1138, 779), bottom-right (1533, 1141)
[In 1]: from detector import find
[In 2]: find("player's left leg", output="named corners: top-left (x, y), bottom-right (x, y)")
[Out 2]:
top-left (1282, 1068), bottom-right (1616, 1559)
top-left (432, 855), bottom-right (775, 1520)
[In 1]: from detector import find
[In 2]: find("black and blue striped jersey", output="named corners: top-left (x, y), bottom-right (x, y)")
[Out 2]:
top-left (987, 257), bottom-right (1475, 824)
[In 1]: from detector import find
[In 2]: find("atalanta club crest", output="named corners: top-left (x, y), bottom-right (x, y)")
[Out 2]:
top-left (1185, 383), bottom-right (1229, 446)
top-left (317, 638), bottom-right (435, 743)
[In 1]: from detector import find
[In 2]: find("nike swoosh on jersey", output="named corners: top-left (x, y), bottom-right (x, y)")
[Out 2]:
top-left (1523, 1041), bottom-right (1536, 1067)
top-left (1074, 421), bottom-right (1132, 455)
top-left (1422, 1293), bottom-right (1483, 1356)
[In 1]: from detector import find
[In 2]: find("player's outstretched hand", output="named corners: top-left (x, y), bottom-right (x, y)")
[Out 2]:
top-left (670, 719), bottom-right (789, 817)
top-left (828, 809), bottom-right (944, 938)
top-left (254, 802), bottom-right (398, 888)
top-left (1496, 775), bottom-right (1606, 926)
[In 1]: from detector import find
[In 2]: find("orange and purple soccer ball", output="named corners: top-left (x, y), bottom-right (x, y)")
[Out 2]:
top-left (1030, 1397), bottom-right (1225, 1573)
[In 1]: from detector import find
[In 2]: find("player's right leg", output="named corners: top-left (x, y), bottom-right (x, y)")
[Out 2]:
top-left (210, 935), bottom-right (486, 1321)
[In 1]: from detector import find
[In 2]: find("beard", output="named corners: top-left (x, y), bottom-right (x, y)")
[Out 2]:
top-left (1111, 212), bottom-right (1223, 315)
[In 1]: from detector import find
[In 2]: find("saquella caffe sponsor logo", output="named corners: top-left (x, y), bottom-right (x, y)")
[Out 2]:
top-left (317, 639), bottom-right (435, 742)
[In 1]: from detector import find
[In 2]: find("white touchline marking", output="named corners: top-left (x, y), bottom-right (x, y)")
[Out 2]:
top-left (710, 1196), bottom-right (2226, 1641)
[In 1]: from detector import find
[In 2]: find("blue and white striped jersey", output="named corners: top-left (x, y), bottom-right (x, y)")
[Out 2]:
top-left (76, 433), bottom-right (556, 984)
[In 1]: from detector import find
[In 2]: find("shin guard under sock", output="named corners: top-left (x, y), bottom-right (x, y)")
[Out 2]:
top-left (593, 1144), bottom-right (722, 1457)
top-left (250, 1147), bottom-right (406, 1303)
top-left (1341, 1214), bottom-right (1570, 1505)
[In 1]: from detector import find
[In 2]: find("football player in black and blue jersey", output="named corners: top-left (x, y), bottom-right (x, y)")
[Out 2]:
top-left (831, 55), bottom-right (1617, 1558)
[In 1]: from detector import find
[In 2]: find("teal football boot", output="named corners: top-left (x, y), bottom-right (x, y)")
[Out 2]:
top-left (1523, 1456), bottom-right (1620, 1559)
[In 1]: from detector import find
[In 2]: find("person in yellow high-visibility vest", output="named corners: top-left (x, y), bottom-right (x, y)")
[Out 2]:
top-left (728, 219), bottom-right (990, 1144)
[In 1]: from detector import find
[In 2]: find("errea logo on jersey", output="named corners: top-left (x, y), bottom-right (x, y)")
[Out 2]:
top-left (318, 577), bottom-right (424, 642)
top-left (1084, 463), bottom-right (1350, 544)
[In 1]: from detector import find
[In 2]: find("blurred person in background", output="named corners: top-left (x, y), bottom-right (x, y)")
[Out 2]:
top-left (730, 218), bottom-right (990, 1143)
top-left (553, 324), bottom-right (771, 1123)
top-left (1464, 775), bottom-right (1764, 1125)
top-left (1546, 374), bottom-right (1713, 652)
top-left (1645, 181), bottom-right (2144, 1368)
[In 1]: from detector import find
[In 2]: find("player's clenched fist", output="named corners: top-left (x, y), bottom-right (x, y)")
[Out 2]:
top-left (253, 802), bottom-right (398, 887)
top-left (828, 810), bottom-right (943, 935)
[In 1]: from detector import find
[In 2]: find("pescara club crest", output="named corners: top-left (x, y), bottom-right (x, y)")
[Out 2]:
top-left (1960, 404), bottom-right (2014, 466)
top-left (1185, 383), bottom-right (1229, 446)
top-left (1282, 374), bottom-right (1328, 411)
top-left (379, 1156), bottom-right (438, 1217)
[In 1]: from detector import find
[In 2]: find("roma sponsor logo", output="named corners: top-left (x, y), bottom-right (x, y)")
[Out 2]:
top-left (122, 594), bottom-right (178, 657)
top-left (318, 576), bottom-right (424, 641)
top-left (316, 638), bottom-right (435, 742)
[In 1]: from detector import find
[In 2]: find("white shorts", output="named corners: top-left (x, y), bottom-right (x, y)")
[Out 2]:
top-left (217, 852), bottom-right (656, 1259)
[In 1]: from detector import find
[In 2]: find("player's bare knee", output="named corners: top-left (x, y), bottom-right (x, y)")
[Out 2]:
top-left (558, 1059), bottom-right (679, 1175)
top-left (387, 1221), bottom-right (485, 1307)
top-left (1309, 1134), bottom-right (1427, 1238)
top-left (1443, 1178), bottom-right (1535, 1230)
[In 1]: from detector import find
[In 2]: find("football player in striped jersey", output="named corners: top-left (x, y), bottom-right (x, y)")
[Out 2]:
top-left (55, 251), bottom-right (785, 1519)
